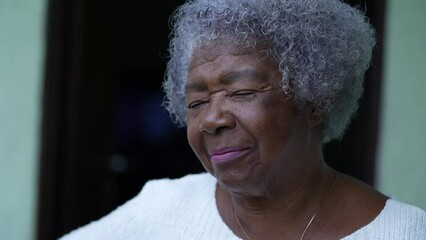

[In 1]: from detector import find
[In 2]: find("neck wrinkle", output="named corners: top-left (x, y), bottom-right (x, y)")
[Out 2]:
top-left (229, 163), bottom-right (334, 223)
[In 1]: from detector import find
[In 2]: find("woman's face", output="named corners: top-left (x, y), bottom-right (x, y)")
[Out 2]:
top-left (186, 44), bottom-right (313, 195)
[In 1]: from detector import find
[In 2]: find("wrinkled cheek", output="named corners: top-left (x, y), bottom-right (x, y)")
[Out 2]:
top-left (186, 125), bottom-right (200, 156)
top-left (187, 125), bottom-right (212, 172)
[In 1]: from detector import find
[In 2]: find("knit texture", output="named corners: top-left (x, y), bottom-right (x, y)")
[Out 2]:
top-left (59, 172), bottom-right (426, 240)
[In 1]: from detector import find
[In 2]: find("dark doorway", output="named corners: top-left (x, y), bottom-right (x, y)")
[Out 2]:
top-left (37, 1), bottom-right (385, 239)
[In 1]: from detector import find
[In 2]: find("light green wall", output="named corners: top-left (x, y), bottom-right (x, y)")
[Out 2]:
top-left (377, 0), bottom-right (426, 210)
top-left (0, 0), bottom-right (46, 239)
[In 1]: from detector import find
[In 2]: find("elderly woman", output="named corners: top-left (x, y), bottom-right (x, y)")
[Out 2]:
top-left (60, 0), bottom-right (426, 239)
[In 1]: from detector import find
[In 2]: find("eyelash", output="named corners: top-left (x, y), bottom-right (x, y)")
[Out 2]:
top-left (187, 89), bottom-right (258, 109)
top-left (188, 99), bottom-right (209, 109)
top-left (230, 90), bottom-right (257, 98)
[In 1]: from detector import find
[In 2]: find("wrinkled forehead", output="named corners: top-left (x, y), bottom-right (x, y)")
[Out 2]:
top-left (185, 43), bottom-right (283, 97)
top-left (189, 42), bottom-right (268, 71)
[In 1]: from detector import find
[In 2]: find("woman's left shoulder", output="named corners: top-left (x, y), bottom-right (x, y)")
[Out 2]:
top-left (335, 173), bottom-right (426, 239)
top-left (341, 198), bottom-right (426, 239)
top-left (379, 198), bottom-right (426, 224)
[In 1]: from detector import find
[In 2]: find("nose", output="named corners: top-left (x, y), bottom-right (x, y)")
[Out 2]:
top-left (198, 100), bottom-right (236, 134)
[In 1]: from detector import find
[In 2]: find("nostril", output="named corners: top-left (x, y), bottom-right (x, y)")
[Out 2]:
top-left (199, 111), bottom-right (236, 135)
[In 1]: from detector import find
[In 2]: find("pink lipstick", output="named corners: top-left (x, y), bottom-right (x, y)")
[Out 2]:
top-left (210, 147), bottom-right (250, 164)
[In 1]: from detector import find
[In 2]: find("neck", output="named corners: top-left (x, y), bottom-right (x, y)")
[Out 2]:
top-left (225, 165), bottom-right (337, 239)
top-left (233, 162), bottom-right (332, 211)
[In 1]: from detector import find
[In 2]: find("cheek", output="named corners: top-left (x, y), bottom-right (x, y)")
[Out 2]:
top-left (187, 122), bottom-right (208, 159)
top-left (236, 94), bottom-right (290, 129)
top-left (186, 125), bottom-right (214, 173)
top-left (250, 96), bottom-right (296, 146)
top-left (186, 124), bottom-right (200, 153)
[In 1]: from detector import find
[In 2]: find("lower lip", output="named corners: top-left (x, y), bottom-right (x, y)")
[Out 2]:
top-left (211, 149), bottom-right (250, 164)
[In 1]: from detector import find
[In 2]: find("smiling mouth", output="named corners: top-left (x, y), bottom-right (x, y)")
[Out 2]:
top-left (210, 148), bottom-right (251, 164)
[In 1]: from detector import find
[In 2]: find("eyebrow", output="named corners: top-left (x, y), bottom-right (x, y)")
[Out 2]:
top-left (185, 69), bottom-right (263, 93)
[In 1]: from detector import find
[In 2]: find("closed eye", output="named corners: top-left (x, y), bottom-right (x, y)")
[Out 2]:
top-left (230, 89), bottom-right (258, 98)
top-left (188, 100), bottom-right (209, 109)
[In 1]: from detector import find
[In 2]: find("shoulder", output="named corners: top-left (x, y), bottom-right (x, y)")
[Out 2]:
top-left (378, 199), bottom-right (426, 228)
top-left (139, 171), bottom-right (215, 198)
top-left (343, 198), bottom-right (426, 239)
top-left (59, 172), bottom-right (217, 240)
top-left (129, 171), bottom-right (216, 213)
top-left (330, 173), bottom-right (426, 239)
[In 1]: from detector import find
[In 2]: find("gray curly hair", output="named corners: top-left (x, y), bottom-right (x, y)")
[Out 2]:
top-left (162, 0), bottom-right (376, 144)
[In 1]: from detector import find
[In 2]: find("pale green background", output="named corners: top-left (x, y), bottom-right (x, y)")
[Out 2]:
top-left (0, 0), bottom-right (46, 239)
top-left (377, 0), bottom-right (426, 210)
top-left (0, 0), bottom-right (425, 239)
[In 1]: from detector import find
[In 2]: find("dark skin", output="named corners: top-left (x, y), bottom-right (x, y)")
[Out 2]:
top-left (185, 43), bottom-right (387, 240)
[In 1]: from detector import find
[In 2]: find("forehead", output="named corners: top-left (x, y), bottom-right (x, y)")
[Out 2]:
top-left (189, 43), bottom-right (258, 69)
top-left (187, 44), bottom-right (279, 89)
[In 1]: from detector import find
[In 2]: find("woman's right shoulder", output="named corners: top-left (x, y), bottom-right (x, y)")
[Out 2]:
top-left (137, 171), bottom-right (215, 199)
top-left (58, 172), bottom-right (216, 240)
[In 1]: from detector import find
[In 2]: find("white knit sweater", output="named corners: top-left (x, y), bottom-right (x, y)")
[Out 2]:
top-left (59, 172), bottom-right (426, 240)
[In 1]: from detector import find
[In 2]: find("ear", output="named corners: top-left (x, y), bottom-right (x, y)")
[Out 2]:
top-left (306, 106), bottom-right (323, 128)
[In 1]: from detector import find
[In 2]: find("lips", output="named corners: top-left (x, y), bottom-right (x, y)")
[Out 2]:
top-left (210, 147), bottom-right (251, 164)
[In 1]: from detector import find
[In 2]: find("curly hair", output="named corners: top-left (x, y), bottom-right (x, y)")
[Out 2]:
top-left (162, 0), bottom-right (376, 144)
